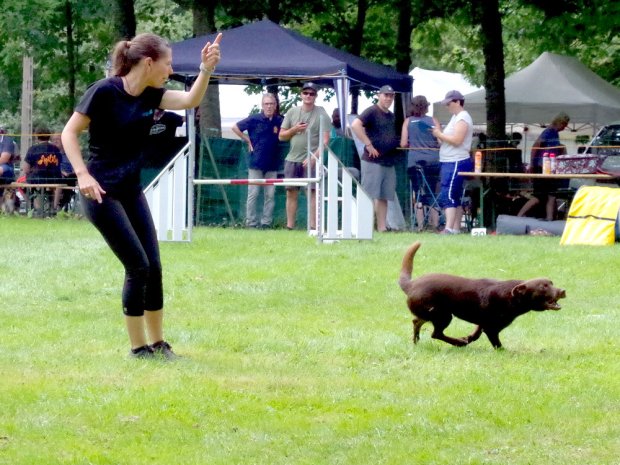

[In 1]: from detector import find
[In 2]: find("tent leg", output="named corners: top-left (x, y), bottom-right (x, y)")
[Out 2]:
top-left (203, 136), bottom-right (236, 224)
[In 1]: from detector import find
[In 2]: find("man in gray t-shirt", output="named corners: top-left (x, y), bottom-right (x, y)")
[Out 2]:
top-left (351, 85), bottom-right (400, 232)
top-left (279, 82), bottom-right (330, 230)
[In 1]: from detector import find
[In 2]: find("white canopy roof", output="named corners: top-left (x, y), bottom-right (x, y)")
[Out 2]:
top-left (410, 67), bottom-right (481, 116)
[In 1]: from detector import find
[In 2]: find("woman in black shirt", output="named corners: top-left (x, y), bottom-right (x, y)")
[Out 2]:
top-left (62, 32), bottom-right (221, 359)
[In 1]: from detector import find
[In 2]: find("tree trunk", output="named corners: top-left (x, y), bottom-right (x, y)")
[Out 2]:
top-left (265, 6), bottom-right (282, 113)
top-left (194, 0), bottom-right (221, 137)
top-left (394, 0), bottom-right (413, 129)
top-left (265, 0), bottom-right (283, 24)
top-left (350, 0), bottom-right (368, 115)
top-left (64, 0), bottom-right (76, 117)
top-left (474, 0), bottom-right (505, 143)
top-left (114, 0), bottom-right (136, 40)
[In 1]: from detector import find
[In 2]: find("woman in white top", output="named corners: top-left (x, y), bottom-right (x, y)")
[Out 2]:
top-left (432, 90), bottom-right (474, 234)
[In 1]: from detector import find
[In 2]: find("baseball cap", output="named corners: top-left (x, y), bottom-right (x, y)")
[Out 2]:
top-left (379, 85), bottom-right (395, 94)
top-left (440, 90), bottom-right (465, 105)
top-left (302, 82), bottom-right (319, 92)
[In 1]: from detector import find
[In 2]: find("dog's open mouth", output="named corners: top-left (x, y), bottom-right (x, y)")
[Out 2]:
top-left (545, 290), bottom-right (566, 310)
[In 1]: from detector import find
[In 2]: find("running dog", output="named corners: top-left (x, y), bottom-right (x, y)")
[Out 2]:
top-left (398, 241), bottom-right (566, 349)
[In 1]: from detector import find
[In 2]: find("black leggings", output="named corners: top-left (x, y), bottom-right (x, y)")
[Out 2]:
top-left (83, 191), bottom-right (163, 316)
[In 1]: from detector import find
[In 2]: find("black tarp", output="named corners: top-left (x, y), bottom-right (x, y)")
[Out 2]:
top-left (170, 19), bottom-right (412, 93)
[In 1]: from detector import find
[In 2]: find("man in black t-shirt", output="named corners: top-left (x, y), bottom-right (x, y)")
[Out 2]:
top-left (351, 85), bottom-right (400, 232)
top-left (22, 129), bottom-right (63, 183)
top-left (21, 127), bottom-right (64, 210)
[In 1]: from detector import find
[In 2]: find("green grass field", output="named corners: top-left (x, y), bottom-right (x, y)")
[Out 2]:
top-left (1, 215), bottom-right (619, 464)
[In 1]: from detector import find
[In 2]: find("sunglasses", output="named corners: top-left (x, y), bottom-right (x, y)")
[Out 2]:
top-left (302, 91), bottom-right (317, 96)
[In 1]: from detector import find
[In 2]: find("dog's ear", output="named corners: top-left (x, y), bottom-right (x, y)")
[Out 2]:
top-left (511, 283), bottom-right (527, 298)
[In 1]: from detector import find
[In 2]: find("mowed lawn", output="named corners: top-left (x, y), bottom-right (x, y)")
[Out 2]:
top-left (1, 215), bottom-right (619, 465)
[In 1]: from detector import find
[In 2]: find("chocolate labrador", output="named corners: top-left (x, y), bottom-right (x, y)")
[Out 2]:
top-left (398, 241), bottom-right (566, 349)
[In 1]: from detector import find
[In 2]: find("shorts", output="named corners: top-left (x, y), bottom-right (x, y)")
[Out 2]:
top-left (438, 158), bottom-right (473, 208)
top-left (0, 163), bottom-right (15, 181)
top-left (284, 160), bottom-right (315, 191)
top-left (361, 160), bottom-right (396, 201)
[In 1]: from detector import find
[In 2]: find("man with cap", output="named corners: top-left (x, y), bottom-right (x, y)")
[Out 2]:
top-left (432, 89), bottom-right (474, 234)
top-left (400, 95), bottom-right (441, 230)
top-left (351, 84), bottom-right (400, 232)
top-left (279, 82), bottom-right (330, 230)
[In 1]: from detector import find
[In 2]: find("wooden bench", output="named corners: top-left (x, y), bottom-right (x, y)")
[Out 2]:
top-left (0, 182), bottom-right (77, 217)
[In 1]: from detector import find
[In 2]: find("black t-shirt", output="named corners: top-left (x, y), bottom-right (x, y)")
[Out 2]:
top-left (24, 141), bottom-right (62, 181)
top-left (75, 76), bottom-right (165, 195)
top-left (358, 105), bottom-right (399, 166)
top-left (144, 111), bottom-right (186, 167)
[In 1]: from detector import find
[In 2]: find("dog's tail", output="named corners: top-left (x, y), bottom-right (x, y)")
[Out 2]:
top-left (399, 241), bottom-right (421, 293)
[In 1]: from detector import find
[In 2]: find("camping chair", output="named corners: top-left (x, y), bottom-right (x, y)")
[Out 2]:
top-left (410, 164), bottom-right (441, 231)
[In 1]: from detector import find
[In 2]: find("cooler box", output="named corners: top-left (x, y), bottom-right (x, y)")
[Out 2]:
top-left (555, 154), bottom-right (607, 174)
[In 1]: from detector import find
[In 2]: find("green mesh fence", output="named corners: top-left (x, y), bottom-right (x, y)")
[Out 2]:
top-left (137, 135), bottom-right (410, 228)
top-left (193, 136), bottom-right (370, 228)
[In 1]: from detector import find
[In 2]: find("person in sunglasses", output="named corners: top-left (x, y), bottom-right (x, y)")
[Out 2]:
top-left (279, 82), bottom-right (330, 230)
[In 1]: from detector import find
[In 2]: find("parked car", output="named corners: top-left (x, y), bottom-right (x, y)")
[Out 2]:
top-left (579, 121), bottom-right (620, 156)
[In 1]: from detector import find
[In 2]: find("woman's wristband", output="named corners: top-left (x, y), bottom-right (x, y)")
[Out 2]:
top-left (199, 63), bottom-right (214, 74)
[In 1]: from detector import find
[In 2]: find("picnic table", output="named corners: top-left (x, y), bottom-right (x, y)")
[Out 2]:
top-left (458, 171), bottom-right (615, 228)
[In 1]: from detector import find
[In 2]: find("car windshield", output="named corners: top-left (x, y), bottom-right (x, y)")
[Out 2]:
top-left (589, 124), bottom-right (620, 156)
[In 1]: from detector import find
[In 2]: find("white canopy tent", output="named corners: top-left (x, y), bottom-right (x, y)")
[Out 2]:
top-left (433, 52), bottom-right (620, 130)
top-left (410, 67), bottom-right (481, 117)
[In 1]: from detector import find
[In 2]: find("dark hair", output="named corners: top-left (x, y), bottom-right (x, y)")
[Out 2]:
top-left (111, 33), bottom-right (170, 77)
top-left (35, 126), bottom-right (51, 141)
top-left (410, 95), bottom-right (430, 117)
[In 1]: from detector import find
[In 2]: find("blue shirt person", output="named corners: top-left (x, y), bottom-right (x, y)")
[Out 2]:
top-left (232, 93), bottom-right (284, 228)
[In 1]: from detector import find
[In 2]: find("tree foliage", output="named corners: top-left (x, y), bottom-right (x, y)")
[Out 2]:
top-left (0, 0), bottom-right (618, 138)
top-left (411, 0), bottom-right (620, 87)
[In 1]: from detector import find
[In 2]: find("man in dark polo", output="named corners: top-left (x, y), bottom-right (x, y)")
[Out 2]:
top-left (351, 85), bottom-right (400, 232)
top-left (232, 93), bottom-right (283, 228)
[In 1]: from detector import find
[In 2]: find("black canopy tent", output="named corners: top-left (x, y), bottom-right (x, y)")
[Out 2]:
top-left (170, 19), bottom-right (412, 90)
top-left (169, 19), bottom-right (413, 128)
top-left (167, 20), bottom-right (413, 230)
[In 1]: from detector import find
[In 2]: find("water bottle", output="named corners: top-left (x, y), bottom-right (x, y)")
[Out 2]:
top-left (474, 151), bottom-right (482, 173)
top-left (550, 153), bottom-right (557, 174)
top-left (542, 152), bottom-right (551, 174)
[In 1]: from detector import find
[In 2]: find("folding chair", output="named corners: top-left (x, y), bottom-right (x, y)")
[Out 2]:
top-left (410, 164), bottom-right (441, 231)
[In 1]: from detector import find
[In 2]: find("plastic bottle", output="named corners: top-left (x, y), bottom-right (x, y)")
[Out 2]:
top-left (549, 153), bottom-right (557, 174)
top-left (542, 152), bottom-right (551, 174)
top-left (474, 151), bottom-right (483, 173)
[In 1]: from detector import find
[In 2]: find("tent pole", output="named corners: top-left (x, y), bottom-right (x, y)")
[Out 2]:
top-left (334, 73), bottom-right (349, 135)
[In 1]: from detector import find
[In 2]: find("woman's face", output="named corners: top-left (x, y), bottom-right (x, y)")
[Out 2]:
top-left (446, 100), bottom-right (461, 115)
top-left (147, 49), bottom-right (173, 88)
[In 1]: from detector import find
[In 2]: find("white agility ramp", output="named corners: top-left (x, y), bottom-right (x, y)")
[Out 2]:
top-left (145, 139), bottom-right (374, 242)
top-left (319, 149), bottom-right (373, 241)
top-left (144, 142), bottom-right (192, 242)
